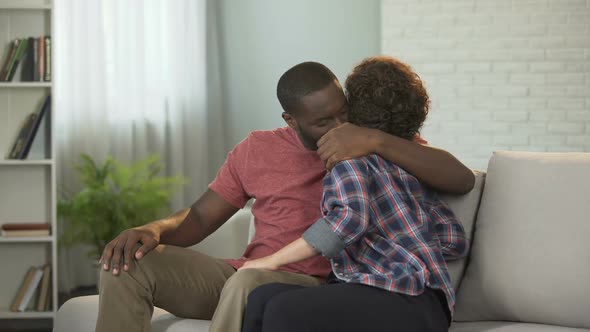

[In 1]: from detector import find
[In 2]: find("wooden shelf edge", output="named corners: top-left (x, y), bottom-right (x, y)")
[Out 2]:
top-left (0, 236), bottom-right (54, 243)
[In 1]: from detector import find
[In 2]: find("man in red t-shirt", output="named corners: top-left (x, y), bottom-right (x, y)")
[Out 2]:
top-left (96, 62), bottom-right (475, 332)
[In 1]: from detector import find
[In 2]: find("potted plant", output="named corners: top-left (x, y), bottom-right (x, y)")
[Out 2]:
top-left (58, 154), bottom-right (187, 259)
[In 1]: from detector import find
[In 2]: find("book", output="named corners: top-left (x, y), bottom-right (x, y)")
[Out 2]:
top-left (33, 37), bottom-right (39, 81)
top-left (6, 38), bottom-right (29, 81)
top-left (45, 279), bottom-right (53, 311)
top-left (10, 267), bottom-right (37, 311)
top-left (38, 37), bottom-right (44, 83)
top-left (44, 36), bottom-right (51, 82)
top-left (27, 103), bottom-right (51, 159)
top-left (21, 37), bottom-right (36, 82)
top-left (19, 95), bottom-right (51, 159)
top-left (1, 223), bottom-right (51, 237)
top-left (0, 39), bottom-right (19, 81)
top-left (7, 113), bottom-right (37, 159)
top-left (1, 223), bottom-right (51, 231)
top-left (17, 267), bottom-right (44, 312)
top-left (36, 265), bottom-right (51, 311)
top-left (1, 229), bottom-right (51, 237)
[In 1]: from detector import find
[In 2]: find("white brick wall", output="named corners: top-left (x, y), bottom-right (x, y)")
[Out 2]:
top-left (381, 0), bottom-right (590, 170)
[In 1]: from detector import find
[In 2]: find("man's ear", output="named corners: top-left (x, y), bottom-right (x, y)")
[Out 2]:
top-left (282, 112), bottom-right (298, 129)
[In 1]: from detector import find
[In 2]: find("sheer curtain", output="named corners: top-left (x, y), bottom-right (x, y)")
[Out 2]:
top-left (54, 0), bottom-right (226, 292)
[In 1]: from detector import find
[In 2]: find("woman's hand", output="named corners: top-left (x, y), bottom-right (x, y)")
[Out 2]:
top-left (238, 255), bottom-right (280, 271)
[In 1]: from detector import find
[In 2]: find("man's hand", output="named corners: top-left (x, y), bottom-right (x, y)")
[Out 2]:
top-left (317, 123), bottom-right (381, 170)
top-left (98, 225), bottom-right (160, 276)
top-left (238, 255), bottom-right (280, 271)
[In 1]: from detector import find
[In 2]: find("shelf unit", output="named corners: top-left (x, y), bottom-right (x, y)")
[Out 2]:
top-left (0, 0), bottom-right (57, 321)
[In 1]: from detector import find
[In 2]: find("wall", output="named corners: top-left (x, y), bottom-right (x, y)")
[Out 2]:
top-left (218, 0), bottom-right (381, 147)
top-left (382, 0), bottom-right (590, 170)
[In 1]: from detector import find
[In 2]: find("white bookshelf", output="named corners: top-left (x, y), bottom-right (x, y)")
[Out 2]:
top-left (0, 0), bottom-right (56, 320)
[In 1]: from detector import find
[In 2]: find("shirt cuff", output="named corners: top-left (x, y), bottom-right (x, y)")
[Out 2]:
top-left (303, 219), bottom-right (345, 258)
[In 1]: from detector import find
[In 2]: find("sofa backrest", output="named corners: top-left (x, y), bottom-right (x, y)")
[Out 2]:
top-left (197, 170), bottom-right (488, 292)
top-left (454, 151), bottom-right (590, 329)
top-left (190, 208), bottom-right (252, 258)
top-left (440, 171), bottom-right (486, 291)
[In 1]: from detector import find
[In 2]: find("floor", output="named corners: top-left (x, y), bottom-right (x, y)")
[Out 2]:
top-left (0, 286), bottom-right (97, 332)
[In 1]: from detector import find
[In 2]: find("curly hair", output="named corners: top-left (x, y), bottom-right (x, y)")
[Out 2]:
top-left (345, 56), bottom-right (429, 140)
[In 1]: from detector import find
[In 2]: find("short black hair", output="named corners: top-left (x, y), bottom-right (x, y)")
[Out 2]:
top-left (277, 62), bottom-right (338, 113)
top-left (345, 56), bottom-right (429, 140)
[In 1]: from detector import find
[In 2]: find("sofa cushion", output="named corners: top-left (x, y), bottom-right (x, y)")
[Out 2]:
top-left (54, 295), bottom-right (211, 332)
top-left (454, 152), bottom-right (590, 329)
top-left (440, 171), bottom-right (486, 291)
top-left (451, 321), bottom-right (590, 332)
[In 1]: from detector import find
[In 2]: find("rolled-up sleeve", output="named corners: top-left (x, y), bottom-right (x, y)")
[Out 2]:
top-left (303, 159), bottom-right (371, 258)
top-left (429, 198), bottom-right (470, 259)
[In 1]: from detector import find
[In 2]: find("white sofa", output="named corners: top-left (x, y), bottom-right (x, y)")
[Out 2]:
top-left (54, 151), bottom-right (590, 332)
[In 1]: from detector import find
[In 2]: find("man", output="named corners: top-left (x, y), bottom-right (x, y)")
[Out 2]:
top-left (96, 61), bottom-right (474, 332)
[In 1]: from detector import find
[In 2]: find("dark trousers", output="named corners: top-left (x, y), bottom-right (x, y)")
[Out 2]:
top-left (242, 281), bottom-right (450, 332)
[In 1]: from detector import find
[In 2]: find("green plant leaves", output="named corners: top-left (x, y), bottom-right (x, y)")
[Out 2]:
top-left (58, 154), bottom-right (187, 258)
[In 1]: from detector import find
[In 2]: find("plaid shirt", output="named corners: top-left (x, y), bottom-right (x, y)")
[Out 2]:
top-left (302, 154), bottom-right (469, 316)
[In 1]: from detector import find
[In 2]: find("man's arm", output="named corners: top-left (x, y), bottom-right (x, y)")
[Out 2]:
top-left (317, 123), bottom-right (475, 194)
top-left (160, 189), bottom-right (240, 246)
top-left (100, 189), bottom-right (238, 275)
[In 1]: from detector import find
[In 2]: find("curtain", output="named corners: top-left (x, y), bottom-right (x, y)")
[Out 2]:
top-left (54, 0), bottom-right (226, 292)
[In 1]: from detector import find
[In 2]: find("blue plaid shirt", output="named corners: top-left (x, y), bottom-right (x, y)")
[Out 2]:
top-left (303, 154), bottom-right (469, 316)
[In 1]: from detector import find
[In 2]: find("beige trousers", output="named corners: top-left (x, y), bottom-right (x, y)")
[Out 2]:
top-left (95, 245), bottom-right (321, 332)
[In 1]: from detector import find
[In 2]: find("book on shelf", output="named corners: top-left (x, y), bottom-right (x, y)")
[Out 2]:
top-left (21, 37), bottom-right (36, 82)
top-left (45, 275), bottom-right (52, 311)
top-left (44, 36), bottom-right (51, 82)
top-left (38, 37), bottom-right (44, 83)
top-left (2, 229), bottom-right (50, 237)
top-left (6, 95), bottom-right (51, 160)
top-left (7, 113), bottom-right (36, 159)
top-left (36, 264), bottom-right (51, 311)
top-left (1, 223), bottom-right (51, 237)
top-left (0, 39), bottom-right (19, 81)
top-left (0, 36), bottom-right (51, 82)
top-left (10, 267), bottom-right (36, 311)
top-left (10, 265), bottom-right (50, 312)
top-left (5, 38), bottom-right (29, 82)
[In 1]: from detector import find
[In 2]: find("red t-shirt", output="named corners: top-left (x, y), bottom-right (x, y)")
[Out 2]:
top-left (209, 126), bottom-right (332, 277)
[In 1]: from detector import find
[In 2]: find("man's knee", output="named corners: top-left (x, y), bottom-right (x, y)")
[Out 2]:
top-left (223, 269), bottom-right (271, 296)
top-left (99, 245), bottom-right (162, 290)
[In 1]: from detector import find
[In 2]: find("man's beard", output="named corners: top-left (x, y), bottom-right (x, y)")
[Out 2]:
top-left (297, 126), bottom-right (319, 151)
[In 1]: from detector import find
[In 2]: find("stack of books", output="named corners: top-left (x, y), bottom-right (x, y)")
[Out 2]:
top-left (0, 36), bottom-right (51, 82)
top-left (10, 265), bottom-right (52, 312)
top-left (1, 223), bottom-right (50, 237)
top-left (6, 95), bottom-right (51, 160)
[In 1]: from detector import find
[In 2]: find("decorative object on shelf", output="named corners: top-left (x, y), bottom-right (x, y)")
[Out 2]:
top-left (58, 154), bottom-right (187, 258)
